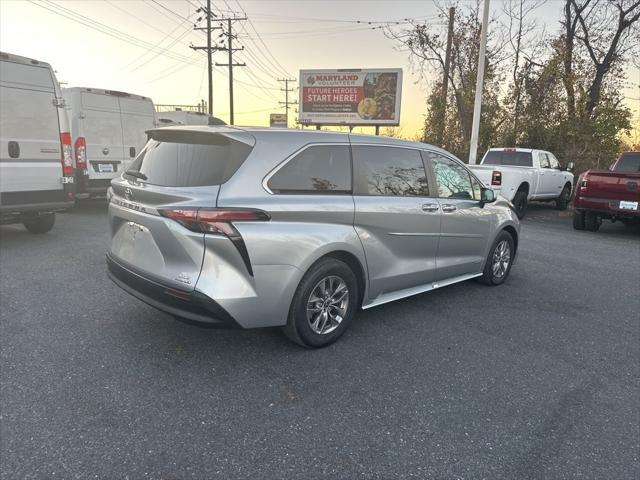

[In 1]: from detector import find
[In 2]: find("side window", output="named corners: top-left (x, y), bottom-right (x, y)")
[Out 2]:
top-left (267, 145), bottom-right (351, 194)
top-left (427, 153), bottom-right (475, 200)
top-left (539, 152), bottom-right (550, 168)
top-left (353, 146), bottom-right (430, 196)
top-left (471, 177), bottom-right (482, 201)
top-left (548, 153), bottom-right (560, 169)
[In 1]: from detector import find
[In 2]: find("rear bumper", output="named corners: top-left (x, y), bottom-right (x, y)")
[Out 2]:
top-left (106, 253), bottom-right (241, 329)
top-left (0, 200), bottom-right (74, 217)
top-left (575, 196), bottom-right (640, 218)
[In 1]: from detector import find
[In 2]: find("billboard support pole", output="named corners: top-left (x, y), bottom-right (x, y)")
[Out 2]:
top-left (316, 125), bottom-right (321, 130)
top-left (375, 125), bottom-right (380, 136)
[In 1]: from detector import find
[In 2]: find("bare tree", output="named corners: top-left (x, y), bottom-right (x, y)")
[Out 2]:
top-left (571, 0), bottom-right (640, 116)
top-left (502, 0), bottom-right (547, 143)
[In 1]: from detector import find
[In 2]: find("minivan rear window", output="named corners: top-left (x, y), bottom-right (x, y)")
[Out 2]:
top-left (127, 132), bottom-right (252, 187)
top-left (482, 151), bottom-right (532, 167)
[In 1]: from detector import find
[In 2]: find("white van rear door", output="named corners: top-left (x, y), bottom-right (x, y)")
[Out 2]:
top-left (119, 96), bottom-right (155, 169)
top-left (0, 61), bottom-right (63, 200)
top-left (80, 92), bottom-right (125, 179)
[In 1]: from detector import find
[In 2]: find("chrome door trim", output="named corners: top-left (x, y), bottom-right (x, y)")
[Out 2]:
top-left (388, 232), bottom-right (440, 237)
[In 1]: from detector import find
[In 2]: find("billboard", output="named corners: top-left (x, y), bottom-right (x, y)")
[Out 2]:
top-left (299, 68), bottom-right (402, 126)
top-left (270, 113), bottom-right (287, 128)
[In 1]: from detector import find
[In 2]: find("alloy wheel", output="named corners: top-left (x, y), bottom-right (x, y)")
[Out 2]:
top-left (306, 275), bottom-right (349, 335)
top-left (492, 240), bottom-right (511, 279)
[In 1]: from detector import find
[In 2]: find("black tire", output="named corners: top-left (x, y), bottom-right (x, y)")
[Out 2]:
top-left (22, 213), bottom-right (55, 234)
top-left (573, 211), bottom-right (585, 230)
top-left (556, 185), bottom-right (571, 210)
top-left (584, 212), bottom-right (601, 232)
top-left (283, 258), bottom-right (359, 348)
top-left (513, 191), bottom-right (528, 219)
top-left (478, 231), bottom-right (515, 286)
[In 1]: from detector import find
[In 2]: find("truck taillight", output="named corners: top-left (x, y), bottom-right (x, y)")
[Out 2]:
top-left (74, 137), bottom-right (87, 169)
top-left (158, 208), bottom-right (270, 235)
top-left (60, 132), bottom-right (74, 176)
top-left (491, 170), bottom-right (502, 186)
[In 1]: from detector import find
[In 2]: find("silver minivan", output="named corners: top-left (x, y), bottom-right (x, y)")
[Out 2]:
top-left (107, 127), bottom-right (520, 347)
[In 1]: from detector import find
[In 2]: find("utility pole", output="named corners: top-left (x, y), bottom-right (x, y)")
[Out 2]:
top-left (278, 78), bottom-right (296, 128)
top-left (437, 7), bottom-right (455, 147)
top-left (190, 0), bottom-right (220, 116)
top-left (468, 0), bottom-right (490, 164)
top-left (216, 17), bottom-right (247, 125)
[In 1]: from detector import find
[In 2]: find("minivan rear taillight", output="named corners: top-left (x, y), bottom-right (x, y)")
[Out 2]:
top-left (74, 137), bottom-right (87, 169)
top-left (491, 170), bottom-right (502, 186)
top-left (159, 208), bottom-right (270, 235)
top-left (60, 132), bottom-right (74, 176)
top-left (159, 207), bottom-right (270, 276)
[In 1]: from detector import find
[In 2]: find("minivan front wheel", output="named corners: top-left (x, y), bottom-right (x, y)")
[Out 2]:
top-left (478, 231), bottom-right (515, 286)
top-left (22, 213), bottom-right (55, 234)
top-left (284, 258), bottom-right (358, 348)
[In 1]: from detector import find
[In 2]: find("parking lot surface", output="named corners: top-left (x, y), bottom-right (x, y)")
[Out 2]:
top-left (1, 201), bottom-right (638, 479)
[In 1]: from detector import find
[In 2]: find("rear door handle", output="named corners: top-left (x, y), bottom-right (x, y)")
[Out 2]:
top-left (422, 203), bottom-right (439, 212)
top-left (441, 204), bottom-right (457, 213)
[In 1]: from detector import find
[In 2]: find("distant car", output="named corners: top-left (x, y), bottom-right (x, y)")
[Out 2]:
top-left (469, 148), bottom-right (574, 219)
top-left (0, 51), bottom-right (75, 234)
top-left (63, 87), bottom-right (155, 197)
top-left (106, 127), bottom-right (520, 347)
top-left (155, 110), bottom-right (225, 127)
top-left (573, 151), bottom-right (640, 231)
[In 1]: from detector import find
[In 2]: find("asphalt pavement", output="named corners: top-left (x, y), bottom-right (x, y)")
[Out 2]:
top-left (1, 200), bottom-right (638, 479)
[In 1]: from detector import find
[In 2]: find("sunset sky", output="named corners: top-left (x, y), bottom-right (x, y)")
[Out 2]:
top-left (1, 0), bottom-right (638, 137)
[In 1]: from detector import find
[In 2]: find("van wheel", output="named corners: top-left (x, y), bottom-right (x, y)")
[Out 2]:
top-left (478, 231), bottom-right (514, 286)
top-left (283, 258), bottom-right (358, 348)
top-left (555, 186), bottom-right (571, 210)
top-left (513, 191), bottom-right (528, 219)
top-left (573, 211), bottom-right (585, 230)
top-left (22, 213), bottom-right (55, 234)
top-left (585, 212), bottom-right (601, 232)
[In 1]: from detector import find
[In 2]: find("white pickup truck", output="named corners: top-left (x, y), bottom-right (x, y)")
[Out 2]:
top-left (469, 148), bottom-right (574, 218)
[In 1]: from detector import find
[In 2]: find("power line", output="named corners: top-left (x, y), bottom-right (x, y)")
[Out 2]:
top-left (28, 0), bottom-right (194, 64)
top-left (232, 0), bottom-right (291, 78)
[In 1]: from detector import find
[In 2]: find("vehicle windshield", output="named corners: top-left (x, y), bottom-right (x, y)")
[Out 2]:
top-left (615, 152), bottom-right (640, 172)
top-left (482, 150), bottom-right (532, 167)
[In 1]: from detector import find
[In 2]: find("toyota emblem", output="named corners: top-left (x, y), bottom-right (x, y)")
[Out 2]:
top-left (124, 187), bottom-right (133, 200)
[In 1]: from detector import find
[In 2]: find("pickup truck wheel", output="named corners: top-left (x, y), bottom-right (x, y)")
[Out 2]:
top-left (555, 186), bottom-right (571, 210)
top-left (584, 212), bottom-right (601, 232)
top-left (22, 213), bottom-right (55, 234)
top-left (572, 211), bottom-right (585, 230)
top-left (478, 231), bottom-right (514, 286)
top-left (513, 191), bottom-right (528, 219)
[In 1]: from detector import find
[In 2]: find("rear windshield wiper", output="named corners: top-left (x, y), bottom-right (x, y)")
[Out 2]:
top-left (125, 170), bottom-right (147, 181)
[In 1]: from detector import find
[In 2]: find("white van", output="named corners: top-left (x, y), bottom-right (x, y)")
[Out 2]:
top-left (0, 51), bottom-right (75, 234)
top-left (63, 87), bottom-right (155, 196)
top-left (155, 109), bottom-right (225, 127)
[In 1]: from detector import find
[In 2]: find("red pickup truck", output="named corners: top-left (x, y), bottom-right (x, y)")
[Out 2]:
top-left (573, 151), bottom-right (640, 231)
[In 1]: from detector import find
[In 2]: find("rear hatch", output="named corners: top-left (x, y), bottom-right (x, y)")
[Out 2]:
top-left (108, 127), bottom-right (255, 291)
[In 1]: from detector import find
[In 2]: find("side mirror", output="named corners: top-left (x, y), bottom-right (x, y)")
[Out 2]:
top-left (480, 187), bottom-right (496, 204)
top-left (566, 161), bottom-right (574, 172)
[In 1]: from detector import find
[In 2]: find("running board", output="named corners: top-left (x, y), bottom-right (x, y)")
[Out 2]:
top-left (362, 272), bottom-right (483, 310)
